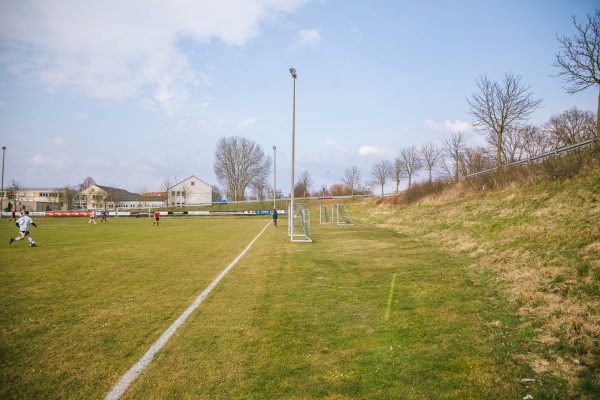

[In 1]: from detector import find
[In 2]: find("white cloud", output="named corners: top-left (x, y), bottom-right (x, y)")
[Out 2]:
top-left (425, 118), bottom-right (474, 133)
top-left (71, 111), bottom-right (86, 120)
top-left (239, 116), bottom-right (257, 128)
top-left (293, 29), bottom-right (321, 48)
top-left (31, 153), bottom-right (70, 169)
top-left (358, 145), bottom-right (388, 156)
top-left (0, 0), bottom-right (309, 118)
top-left (52, 135), bottom-right (69, 145)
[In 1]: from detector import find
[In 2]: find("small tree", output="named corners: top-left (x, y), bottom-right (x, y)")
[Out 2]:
top-left (442, 131), bottom-right (467, 182)
top-left (420, 141), bottom-right (443, 183)
top-left (79, 177), bottom-right (96, 191)
top-left (467, 73), bottom-right (543, 169)
top-left (554, 10), bottom-right (600, 141)
top-left (295, 171), bottom-right (313, 198)
top-left (370, 160), bottom-right (393, 196)
top-left (392, 157), bottom-right (406, 193)
top-left (162, 177), bottom-right (173, 207)
top-left (399, 145), bottom-right (421, 189)
top-left (544, 107), bottom-right (597, 147)
top-left (341, 165), bottom-right (361, 198)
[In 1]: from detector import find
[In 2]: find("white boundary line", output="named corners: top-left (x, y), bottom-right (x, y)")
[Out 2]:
top-left (104, 221), bottom-right (273, 400)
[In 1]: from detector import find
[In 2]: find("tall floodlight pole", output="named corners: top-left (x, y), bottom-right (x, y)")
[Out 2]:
top-left (325, 170), bottom-right (330, 195)
top-left (0, 146), bottom-right (5, 219)
top-left (289, 67), bottom-right (297, 240)
top-left (273, 146), bottom-right (277, 209)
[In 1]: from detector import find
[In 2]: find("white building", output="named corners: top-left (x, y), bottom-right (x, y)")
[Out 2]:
top-left (169, 176), bottom-right (212, 206)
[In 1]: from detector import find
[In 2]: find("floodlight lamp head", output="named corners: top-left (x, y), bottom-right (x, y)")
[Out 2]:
top-left (289, 68), bottom-right (297, 79)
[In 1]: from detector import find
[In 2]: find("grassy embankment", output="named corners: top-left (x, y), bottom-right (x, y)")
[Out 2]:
top-left (348, 146), bottom-right (600, 397)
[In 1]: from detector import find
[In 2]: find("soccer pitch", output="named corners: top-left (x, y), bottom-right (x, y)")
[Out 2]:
top-left (1, 215), bottom-right (528, 399)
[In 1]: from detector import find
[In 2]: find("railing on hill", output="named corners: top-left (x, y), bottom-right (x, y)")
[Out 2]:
top-left (460, 137), bottom-right (597, 180)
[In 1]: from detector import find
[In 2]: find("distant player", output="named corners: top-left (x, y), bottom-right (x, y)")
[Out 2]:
top-left (153, 210), bottom-right (160, 226)
top-left (89, 210), bottom-right (97, 224)
top-left (9, 211), bottom-right (38, 247)
top-left (8, 208), bottom-right (16, 222)
top-left (272, 209), bottom-right (278, 227)
top-left (100, 209), bottom-right (108, 223)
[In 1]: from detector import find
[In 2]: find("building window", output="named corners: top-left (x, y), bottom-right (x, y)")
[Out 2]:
top-left (191, 181), bottom-right (195, 186)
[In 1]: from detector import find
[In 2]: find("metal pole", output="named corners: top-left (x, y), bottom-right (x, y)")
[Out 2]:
top-left (273, 146), bottom-right (276, 209)
top-left (289, 68), bottom-right (297, 240)
top-left (325, 170), bottom-right (329, 196)
top-left (0, 147), bottom-right (5, 219)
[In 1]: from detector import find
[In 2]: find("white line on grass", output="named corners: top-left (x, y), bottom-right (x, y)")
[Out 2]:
top-left (384, 274), bottom-right (397, 322)
top-left (104, 221), bottom-right (273, 400)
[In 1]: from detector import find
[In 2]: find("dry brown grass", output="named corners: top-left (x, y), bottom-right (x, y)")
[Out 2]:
top-left (355, 147), bottom-right (600, 397)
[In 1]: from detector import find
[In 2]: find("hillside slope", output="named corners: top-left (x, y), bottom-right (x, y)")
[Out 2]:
top-left (353, 148), bottom-right (600, 396)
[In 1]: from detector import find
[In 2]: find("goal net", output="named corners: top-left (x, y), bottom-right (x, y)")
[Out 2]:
top-left (335, 204), bottom-right (353, 225)
top-left (319, 205), bottom-right (332, 224)
top-left (288, 203), bottom-right (313, 242)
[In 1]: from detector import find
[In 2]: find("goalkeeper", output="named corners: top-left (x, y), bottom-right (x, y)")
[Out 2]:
top-left (9, 211), bottom-right (38, 247)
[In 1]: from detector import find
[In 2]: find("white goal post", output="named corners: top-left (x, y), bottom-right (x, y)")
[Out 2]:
top-left (319, 205), bottom-right (332, 224)
top-left (335, 204), bottom-right (353, 225)
top-left (288, 203), bottom-right (313, 242)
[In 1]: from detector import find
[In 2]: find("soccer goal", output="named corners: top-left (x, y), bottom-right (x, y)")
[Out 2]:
top-left (288, 203), bottom-right (313, 242)
top-left (335, 204), bottom-right (353, 225)
top-left (319, 205), bottom-right (332, 224)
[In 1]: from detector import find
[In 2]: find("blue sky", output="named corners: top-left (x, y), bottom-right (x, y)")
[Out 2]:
top-left (0, 0), bottom-right (597, 195)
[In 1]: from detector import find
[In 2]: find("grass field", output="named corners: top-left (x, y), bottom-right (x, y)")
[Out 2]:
top-left (1, 214), bottom-right (550, 399)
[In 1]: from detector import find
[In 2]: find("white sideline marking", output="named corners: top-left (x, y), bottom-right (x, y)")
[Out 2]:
top-left (104, 222), bottom-right (272, 400)
top-left (384, 274), bottom-right (397, 322)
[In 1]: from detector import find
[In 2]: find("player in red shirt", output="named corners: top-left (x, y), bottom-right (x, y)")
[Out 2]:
top-left (153, 210), bottom-right (161, 226)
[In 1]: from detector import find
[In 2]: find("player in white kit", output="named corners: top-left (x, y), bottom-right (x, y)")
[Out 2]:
top-left (10, 211), bottom-right (38, 247)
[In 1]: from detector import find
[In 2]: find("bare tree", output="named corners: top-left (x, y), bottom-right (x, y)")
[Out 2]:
top-left (161, 177), bottom-right (173, 207)
top-left (461, 146), bottom-right (495, 176)
top-left (138, 186), bottom-right (149, 207)
top-left (370, 160), bottom-right (393, 196)
top-left (467, 73), bottom-right (543, 169)
top-left (213, 136), bottom-right (271, 202)
top-left (8, 180), bottom-right (24, 210)
top-left (79, 177), bottom-right (96, 191)
top-left (554, 10), bottom-right (600, 140)
top-left (212, 186), bottom-right (224, 203)
top-left (62, 185), bottom-right (77, 210)
top-left (295, 170), bottom-right (313, 198)
top-left (500, 126), bottom-right (526, 164)
top-left (392, 157), bottom-right (406, 193)
top-left (341, 165), bottom-right (361, 198)
top-left (420, 141), bottom-right (443, 183)
top-left (544, 107), bottom-right (597, 147)
top-left (251, 179), bottom-right (270, 203)
top-left (399, 145), bottom-right (421, 189)
top-left (443, 131), bottom-right (467, 182)
top-left (519, 125), bottom-right (552, 159)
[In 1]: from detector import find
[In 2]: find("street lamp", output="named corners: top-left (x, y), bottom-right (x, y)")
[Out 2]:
top-left (324, 170), bottom-right (330, 196)
top-left (273, 146), bottom-right (276, 209)
top-left (0, 146), bottom-right (5, 219)
top-left (289, 67), bottom-right (297, 240)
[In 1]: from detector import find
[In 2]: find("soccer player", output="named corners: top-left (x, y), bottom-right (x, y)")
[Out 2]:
top-left (8, 208), bottom-right (16, 222)
top-left (100, 209), bottom-right (108, 223)
top-left (89, 210), bottom-right (97, 224)
top-left (153, 210), bottom-right (160, 226)
top-left (272, 209), bottom-right (278, 227)
top-left (10, 211), bottom-right (38, 247)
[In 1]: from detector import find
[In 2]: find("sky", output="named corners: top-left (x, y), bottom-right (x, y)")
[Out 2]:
top-left (0, 0), bottom-right (598, 196)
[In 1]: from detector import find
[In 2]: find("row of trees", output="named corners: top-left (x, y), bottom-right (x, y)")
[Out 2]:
top-left (213, 10), bottom-right (599, 201)
top-left (212, 100), bottom-right (596, 201)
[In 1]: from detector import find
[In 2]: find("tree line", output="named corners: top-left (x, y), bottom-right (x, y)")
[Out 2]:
top-left (213, 10), bottom-right (599, 200)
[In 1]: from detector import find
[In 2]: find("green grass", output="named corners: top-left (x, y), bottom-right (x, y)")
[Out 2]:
top-left (0, 215), bottom-right (545, 398)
